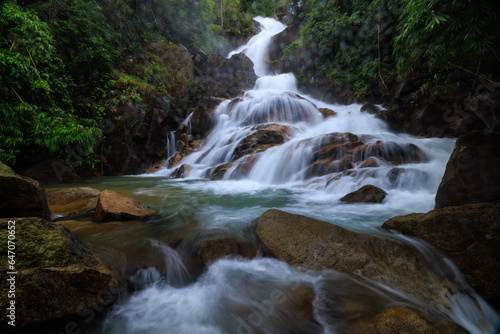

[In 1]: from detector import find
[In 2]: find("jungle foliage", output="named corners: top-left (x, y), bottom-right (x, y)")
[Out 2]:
top-left (282, 0), bottom-right (499, 98)
top-left (0, 0), bottom-right (276, 168)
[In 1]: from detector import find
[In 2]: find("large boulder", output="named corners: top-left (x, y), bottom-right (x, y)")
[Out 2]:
top-left (47, 187), bottom-right (100, 217)
top-left (435, 131), bottom-right (500, 208)
top-left (340, 185), bottom-right (388, 204)
top-left (255, 209), bottom-right (450, 305)
top-left (382, 203), bottom-right (500, 310)
top-left (0, 217), bottom-right (123, 332)
top-left (0, 162), bottom-right (51, 220)
top-left (94, 190), bottom-right (159, 222)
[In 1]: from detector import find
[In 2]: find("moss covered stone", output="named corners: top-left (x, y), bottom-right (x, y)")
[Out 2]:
top-left (0, 218), bottom-right (69, 270)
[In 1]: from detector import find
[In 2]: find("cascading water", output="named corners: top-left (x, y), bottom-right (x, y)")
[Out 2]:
top-left (99, 17), bottom-right (499, 334)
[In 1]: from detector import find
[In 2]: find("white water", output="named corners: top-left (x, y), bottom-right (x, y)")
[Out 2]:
top-left (104, 17), bottom-right (499, 334)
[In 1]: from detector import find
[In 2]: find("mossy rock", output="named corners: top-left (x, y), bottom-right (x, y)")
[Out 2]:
top-left (0, 218), bottom-right (123, 332)
top-left (0, 162), bottom-right (51, 220)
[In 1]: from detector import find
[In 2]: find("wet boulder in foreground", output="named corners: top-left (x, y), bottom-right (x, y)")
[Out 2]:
top-left (383, 203), bottom-right (500, 311)
top-left (255, 209), bottom-right (450, 306)
top-left (340, 185), bottom-right (388, 204)
top-left (0, 217), bottom-right (123, 333)
top-left (0, 161), bottom-right (51, 220)
top-left (95, 190), bottom-right (159, 222)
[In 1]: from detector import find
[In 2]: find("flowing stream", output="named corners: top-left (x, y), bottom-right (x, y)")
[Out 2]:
top-left (58, 17), bottom-right (498, 334)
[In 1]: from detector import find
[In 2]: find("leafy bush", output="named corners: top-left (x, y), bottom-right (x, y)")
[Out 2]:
top-left (0, 2), bottom-right (101, 166)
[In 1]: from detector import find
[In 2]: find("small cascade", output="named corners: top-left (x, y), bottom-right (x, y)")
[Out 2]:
top-left (166, 131), bottom-right (176, 159)
top-left (182, 111), bottom-right (194, 136)
top-left (108, 15), bottom-right (498, 334)
top-left (148, 239), bottom-right (191, 287)
top-left (228, 16), bottom-right (286, 76)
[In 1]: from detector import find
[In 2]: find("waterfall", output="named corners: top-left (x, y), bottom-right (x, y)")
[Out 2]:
top-left (228, 16), bottom-right (286, 76)
top-left (166, 131), bottom-right (176, 159)
top-left (114, 16), bottom-right (498, 334)
top-left (154, 16), bottom-right (454, 217)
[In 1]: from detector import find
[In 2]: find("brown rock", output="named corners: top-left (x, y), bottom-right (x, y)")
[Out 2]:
top-left (435, 131), bottom-right (500, 209)
top-left (373, 307), bottom-right (438, 334)
top-left (172, 164), bottom-right (192, 178)
top-left (94, 190), bottom-right (159, 222)
top-left (359, 157), bottom-right (386, 168)
top-left (0, 162), bottom-right (51, 220)
top-left (319, 108), bottom-right (338, 118)
top-left (340, 185), bottom-right (388, 203)
top-left (47, 187), bottom-right (100, 217)
top-left (304, 133), bottom-right (428, 179)
top-left (382, 203), bottom-right (500, 311)
top-left (0, 218), bottom-right (123, 332)
top-left (197, 238), bottom-right (259, 265)
top-left (233, 123), bottom-right (291, 160)
top-left (255, 210), bottom-right (450, 305)
top-left (433, 321), bottom-right (470, 334)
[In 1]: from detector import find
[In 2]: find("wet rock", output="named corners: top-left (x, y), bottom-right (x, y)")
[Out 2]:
top-left (340, 185), bottom-right (388, 204)
top-left (382, 203), bottom-right (500, 310)
top-left (234, 123), bottom-right (291, 160)
top-left (373, 307), bottom-right (438, 334)
top-left (20, 159), bottom-right (81, 184)
top-left (305, 155), bottom-right (354, 178)
top-left (94, 190), bottom-right (159, 222)
top-left (168, 139), bottom-right (203, 169)
top-left (47, 187), bottom-right (100, 217)
top-left (305, 132), bottom-right (427, 179)
top-left (0, 162), bottom-right (51, 220)
top-left (0, 217), bottom-right (123, 332)
top-left (361, 103), bottom-right (381, 115)
top-left (189, 97), bottom-right (223, 139)
top-left (432, 321), bottom-right (470, 334)
top-left (172, 164), bottom-right (192, 178)
top-left (197, 238), bottom-right (259, 265)
top-left (255, 209), bottom-right (450, 305)
top-left (196, 53), bottom-right (256, 98)
top-left (319, 108), bottom-right (338, 118)
top-left (435, 130), bottom-right (500, 209)
top-left (359, 157), bottom-right (386, 168)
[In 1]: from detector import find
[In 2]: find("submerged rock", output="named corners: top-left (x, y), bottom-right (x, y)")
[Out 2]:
top-left (0, 217), bottom-right (123, 332)
top-left (47, 187), bottom-right (100, 217)
top-left (0, 162), bottom-right (51, 220)
top-left (435, 131), bottom-right (500, 209)
top-left (94, 190), bottom-right (159, 222)
top-left (340, 185), bottom-right (388, 204)
top-left (373, 307), bottom-right (438, 334)
top-left (197, 238), bottom-right (259, 265)
top-left (255, 209), bottom-right (450, 306)
top-left (382, 203), bottom-right (500, 311)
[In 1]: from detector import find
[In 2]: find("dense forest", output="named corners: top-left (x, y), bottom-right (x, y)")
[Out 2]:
top-left (1, 0), bottom-right (499, 174)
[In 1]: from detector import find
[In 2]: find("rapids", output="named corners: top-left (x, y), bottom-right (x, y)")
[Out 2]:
top-left (79, 16), bottom-right (500, 333)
